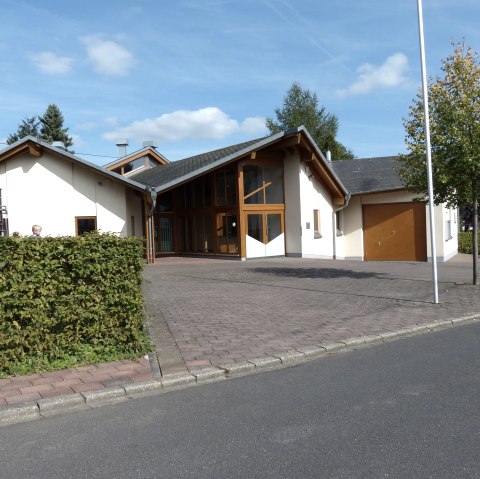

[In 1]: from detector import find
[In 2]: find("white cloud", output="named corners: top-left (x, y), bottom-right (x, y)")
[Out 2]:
top-left (240, 117), bottom-right (267, 134)
top-left (71, 134), bottom-right (86, 147)
top-left (103, 107), bottom-right (267, 143)
top-left (81, 35), bottom-right (133, 76)
top-left (29, 51), bottom-right (74, 75)
top-left (75, 121), bottom-right (97, 131)
top-left (337, 53), bottom-right (410, 97)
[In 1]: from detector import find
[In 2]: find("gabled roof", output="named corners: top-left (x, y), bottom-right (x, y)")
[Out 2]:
top-left (103, 145), bottom-right (169, 170)
top-left (131, 137), bottom-right (262, 188)
top-left (0, 136), bottom-right (149, 194)
top-left (331, 156), bottom-right (405, 195)
top-left (131, 126), bottom-right (348, 205)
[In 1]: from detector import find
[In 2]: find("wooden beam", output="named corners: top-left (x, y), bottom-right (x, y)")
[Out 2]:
top-left (273, 134), bottom-right (302, 150)
top-left (28, 143), bottom-right (42, 157)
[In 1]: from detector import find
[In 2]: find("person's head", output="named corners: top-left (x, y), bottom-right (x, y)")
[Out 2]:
top-left (32, 224), bottom-right (42, 236)
top-left (12, 231), bottom-right (21, 237)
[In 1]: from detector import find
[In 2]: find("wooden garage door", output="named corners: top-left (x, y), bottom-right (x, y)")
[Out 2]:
top-left (363, 203), bottom-right (427, 261)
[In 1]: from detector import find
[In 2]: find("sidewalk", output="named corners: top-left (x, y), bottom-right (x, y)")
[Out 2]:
top-left (0, 357), bottom-right (152, 408)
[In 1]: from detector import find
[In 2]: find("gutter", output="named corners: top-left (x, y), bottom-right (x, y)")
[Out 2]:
top-left (332, 192), bottom-right (351, 260)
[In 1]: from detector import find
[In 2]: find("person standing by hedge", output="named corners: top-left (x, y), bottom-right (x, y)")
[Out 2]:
top-left (30, 224), bottom-right (42, 238)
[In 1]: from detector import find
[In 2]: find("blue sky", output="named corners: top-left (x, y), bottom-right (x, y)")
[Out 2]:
top-left (1, 0), bottom-right (479, 165)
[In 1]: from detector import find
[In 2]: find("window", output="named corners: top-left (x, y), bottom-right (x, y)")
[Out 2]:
top-left (215, 168), bottom-right (236, 206)
top-left (76, 216), bottom-right (96, 236)
top-left (131, 215), bottom-right (135, 236)
top-left (243, 163), bottom-right (283, 205)
top-left (123, 157), bottom-right (146, 174)
top-left (178, 176), bottom-right (212, 210)
top-left (445, 219), bottom-right (453, 241)
top-left (336, 211), bottom-right (343, 236)
top-left (156, 191), bottom-right (173, 212)
top-left (313, 209), bottom-right (322, 238)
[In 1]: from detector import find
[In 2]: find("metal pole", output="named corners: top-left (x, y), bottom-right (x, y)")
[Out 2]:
top-left (417, 0), bottom-right (439, 303)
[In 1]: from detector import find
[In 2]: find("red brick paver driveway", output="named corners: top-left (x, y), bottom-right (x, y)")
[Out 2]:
top-left (143, 254), bottom-right (480, 373)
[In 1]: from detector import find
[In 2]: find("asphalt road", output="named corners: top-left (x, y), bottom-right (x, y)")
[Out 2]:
top-left (1, 323), bottom-right (480, 479)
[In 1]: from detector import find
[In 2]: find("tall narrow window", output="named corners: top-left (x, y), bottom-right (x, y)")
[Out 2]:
top-left (336, 211), bottom-right (343, 236)
top-left (313, 209), bottom-right (321, 238)
top-left (76, 216), bottom-right (97, 236)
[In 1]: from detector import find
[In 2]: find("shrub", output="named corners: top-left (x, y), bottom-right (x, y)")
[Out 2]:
top-left (0, 232), bottom-right (150, 376)
top-left (458, 231), bottom-right (480, 254)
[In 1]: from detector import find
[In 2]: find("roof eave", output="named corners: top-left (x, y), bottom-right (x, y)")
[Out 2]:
top-left (153, 131), bottom-right (287, 193)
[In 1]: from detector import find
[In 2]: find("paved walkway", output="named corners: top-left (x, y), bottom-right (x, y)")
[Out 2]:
top-left (143, 254), bottom-right (480, 374)
top-left (2, 254), bottom-right (479, 412)
top-left (0, 358), bottom-right (151, 407)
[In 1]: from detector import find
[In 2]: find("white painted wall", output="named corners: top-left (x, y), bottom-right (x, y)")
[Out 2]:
top-left (284, 152), bottom-right (302, 256)
top-left (1, 151), bottom-right (141, 238)
top-left (298, 164), bottom-right (335, 259)
top-left (425, 203), bottom-right (458, 262)
top-left (126, 190), bottom-right (143, 237)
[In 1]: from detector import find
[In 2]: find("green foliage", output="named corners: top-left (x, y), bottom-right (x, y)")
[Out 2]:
top-left (266, 82), bottom-right (355, 160)
top-left (0, 233), bottom-right (150, 376)
top-left (39, 104), bottom-right (74, 150)
top-left (399, 42), bottom-right (480, 209)
top-left (6, 116), bottom-right (40, 145)
top-left (7, 104), bottom-right (73, 150)
top-left (458, 232), bottom-right (480, 254)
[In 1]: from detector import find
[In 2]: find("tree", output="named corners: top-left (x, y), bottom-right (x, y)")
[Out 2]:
top-left (266, 82), bottom-right (355, 160)
top-left (398, 42), bottom-right (480, 284)
top-left (6, 116), bottom-right (40, 144)
top-left (39, 104), bottom-right (73, 150)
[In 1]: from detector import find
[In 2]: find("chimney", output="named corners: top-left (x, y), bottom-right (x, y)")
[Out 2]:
top-left (115, 138), bottom-right (129, 157)
top-left (326, 150), bottom-right (332, 162)
top-left (52, 141), bottom-right (66, 151)
top-left (143, 140), bottom-right (158, 149)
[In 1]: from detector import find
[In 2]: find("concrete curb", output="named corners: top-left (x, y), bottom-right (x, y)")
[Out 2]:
top-left (1, 314), bottom-right (478, 428)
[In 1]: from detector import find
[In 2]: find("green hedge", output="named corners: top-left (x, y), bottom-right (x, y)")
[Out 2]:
top-left (0, 233), bottom-right (150, 376)
top-left (458, 231), bottom-right (480, 254)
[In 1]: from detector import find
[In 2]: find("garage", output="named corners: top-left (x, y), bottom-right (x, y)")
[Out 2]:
top-left (362, 203), bottom-right (427, 261)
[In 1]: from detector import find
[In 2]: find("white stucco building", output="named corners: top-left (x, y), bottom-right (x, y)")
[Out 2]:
top-left (0, 129), bottom-right (458, 264)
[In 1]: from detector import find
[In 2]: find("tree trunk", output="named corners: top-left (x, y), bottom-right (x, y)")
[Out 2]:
top-left (473, 179), bottom-right (479, 285)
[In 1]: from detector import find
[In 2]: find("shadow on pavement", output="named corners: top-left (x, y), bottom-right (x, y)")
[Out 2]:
top-left (250, 267), bottom-right (388, 280)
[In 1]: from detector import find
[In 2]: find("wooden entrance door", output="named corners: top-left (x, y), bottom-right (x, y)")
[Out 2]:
top-left (363, 203), bottom-right (427, 261)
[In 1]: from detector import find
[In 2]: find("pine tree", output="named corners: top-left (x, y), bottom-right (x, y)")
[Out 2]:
top-left (266, 82), bottom-right (355, 160)
top-left (39, 104), bottom-right (73, 149)
top-left (6, 116), bottom-right (40, 144)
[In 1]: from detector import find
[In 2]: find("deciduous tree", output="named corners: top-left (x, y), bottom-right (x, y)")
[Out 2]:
top-left (399, 42), bottom-right (480, 284)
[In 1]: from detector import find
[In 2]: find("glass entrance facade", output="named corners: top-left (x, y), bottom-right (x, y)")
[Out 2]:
top-left (152, 158), bottom-right (284, 258)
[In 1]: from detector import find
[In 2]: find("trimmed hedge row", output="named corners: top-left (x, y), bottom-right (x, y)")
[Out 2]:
top-left (458, 231), bottom-right (480, 254)
top-left (0, 233), bottom-right (150, 375)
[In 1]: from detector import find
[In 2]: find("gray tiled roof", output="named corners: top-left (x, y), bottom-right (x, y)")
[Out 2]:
top-left (131, 137), bottom-right (265, 188)
top-left (331, 156), bottom-right (406, 195)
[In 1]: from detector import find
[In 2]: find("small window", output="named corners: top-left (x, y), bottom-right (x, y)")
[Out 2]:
top-left (131, 216), bottom-right (135, 236)
top-left (313, 209), bottom-right (322, 238)
top-left (336, 211), bottom-right (344, 237)
top-left (76, 216), bottom-right (97, 236)
top-left (445, 219), bottom-right (453, 241)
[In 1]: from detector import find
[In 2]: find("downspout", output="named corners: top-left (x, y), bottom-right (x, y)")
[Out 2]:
top-left (332, 192), bottom-right (351, 260)
top-left (147, 187), bottom-right (157, 264)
